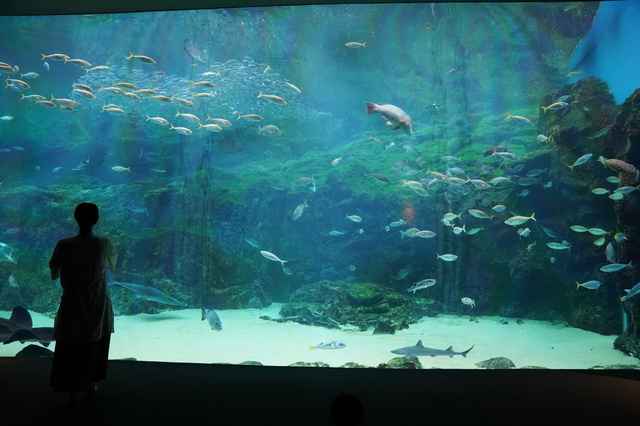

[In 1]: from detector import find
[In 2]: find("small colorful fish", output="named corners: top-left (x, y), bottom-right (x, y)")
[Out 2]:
top-left (308, 340), bottom-right (346, 350)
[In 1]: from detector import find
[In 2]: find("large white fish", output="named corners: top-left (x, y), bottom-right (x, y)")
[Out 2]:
top-left (201, 308), bottom-right (222, 331)
top-left (260, 250), bottom-right (287, 266)
top-left (365, 102), bottom-right (413, 135)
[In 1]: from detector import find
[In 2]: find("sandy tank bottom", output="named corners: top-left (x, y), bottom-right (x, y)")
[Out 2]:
top-left (1, 304), bottom-right (638, 369)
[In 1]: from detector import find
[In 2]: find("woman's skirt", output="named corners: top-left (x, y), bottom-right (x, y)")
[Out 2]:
top-left (50, 335), bottom-right (111, 393)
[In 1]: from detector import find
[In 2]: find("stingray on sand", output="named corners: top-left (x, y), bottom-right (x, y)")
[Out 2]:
top-left (0, 306), bottom-right (54, 347)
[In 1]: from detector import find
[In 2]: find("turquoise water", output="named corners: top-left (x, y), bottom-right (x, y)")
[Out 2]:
top-left (1, 2), bottom-right (639, 367)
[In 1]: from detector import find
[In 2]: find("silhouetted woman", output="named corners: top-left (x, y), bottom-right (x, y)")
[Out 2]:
top-left (49, 203), bottom-right (117, 408)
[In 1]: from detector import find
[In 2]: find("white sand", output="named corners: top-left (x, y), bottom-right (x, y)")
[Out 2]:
top-left (1, 304), bottom-right (638, 369)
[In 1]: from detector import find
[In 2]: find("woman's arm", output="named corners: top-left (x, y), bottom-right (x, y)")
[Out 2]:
top-left (49, 242), bottom-right (61, 280)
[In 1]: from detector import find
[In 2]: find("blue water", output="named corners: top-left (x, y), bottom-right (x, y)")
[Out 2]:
top-left (0, 2), bottom-right (639, 367)
top-left (568, 0), bottom-right (640, 103)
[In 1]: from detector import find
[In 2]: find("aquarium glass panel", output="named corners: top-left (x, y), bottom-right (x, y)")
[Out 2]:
top-left (1, 1), bottom-right (640, 369)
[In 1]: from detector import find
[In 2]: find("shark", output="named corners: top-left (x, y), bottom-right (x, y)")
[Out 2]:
top-left (0, 306), bottom-right (54, 347)
top-left (391, 340), bottom-right (474, 358)
top-left (111, 281), bottom-right (187, 307)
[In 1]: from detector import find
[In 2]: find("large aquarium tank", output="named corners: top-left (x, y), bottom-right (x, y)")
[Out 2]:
top-left (1, 0), bottom-right (640, 370)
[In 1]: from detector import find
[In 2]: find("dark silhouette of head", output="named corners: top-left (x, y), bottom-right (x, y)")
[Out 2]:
top-left (74, 203), bottom-right (99, 235)
top-left (330, 392), bottom-right (363, 426)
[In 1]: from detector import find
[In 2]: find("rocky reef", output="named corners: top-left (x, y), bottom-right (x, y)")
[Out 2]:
top-left (275, 280), bottom-right (443, 333)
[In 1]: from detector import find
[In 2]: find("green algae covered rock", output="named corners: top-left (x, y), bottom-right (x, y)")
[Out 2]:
top-left (475, 357), bottom-right (516, 369)
top-left (239, 361), bottom-right (264, 366)
top-left (338, 362), bottom-right (373, 368)
top-left (387, 356), bottom-right (422, 369)
top-left (278, 280), bottom-right (444, 332)
top-left (288, 361), bottom-right (330, 367)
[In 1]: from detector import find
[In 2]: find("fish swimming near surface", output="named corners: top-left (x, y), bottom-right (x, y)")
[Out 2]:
top-left (0, 306), bottom-right (54, 347)
top-left (365, 102), bottom-right (413, 135)
top-left (308, 340), bottom-right (346, 350)
top-left (201, 308), bottom-right (222, 331)
top-left (257, 92), bottom-right (287, 105)
top-left (126, 52), bottom-right (156, 64)
top-left (111, 281), bottom-right (187, 306)
top-left (391, 340), bottom-right (474, 358)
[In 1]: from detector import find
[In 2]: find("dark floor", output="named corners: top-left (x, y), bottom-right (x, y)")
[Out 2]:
top-left (2, 356), bottom-right (640, 425)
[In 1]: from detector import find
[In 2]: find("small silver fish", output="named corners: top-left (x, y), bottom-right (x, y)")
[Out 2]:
top-left (600, 262), bottom-right (632, 273)
top-left (576, 280), bottom-right (601, 290)
top-left (517, 227), bottom-right (531, 238)
top-left (547, 242), bottom-right (570, 250)
top-left (505, 112), bottom-right (533, 126)
top-left (258, 124), bottom-right (281, 135)
top-left (244, 238), bottom-right (260, 248)
top-left (437, 253), bottom-right (458, 262)
top-left (395, 267), bottom-right (412, 280)
top-left (570, 225), bottom-right (588, 233)
top-left (566, 153), bottom-right (592, 171)
top-left (282, 267), bottom-right (294, 275)
top-left (504, 213), bottom-right (536, 227)
top-left (621, 282), bottom-right (640, 301)
top-left (605, 242), bottom-right (617, 263)
top-left (8, 274), bottom-right (18, 288)
top-left (292, 200), bottom-right (308, 221)
top-left (461, 297), bottom-right (475, 308)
